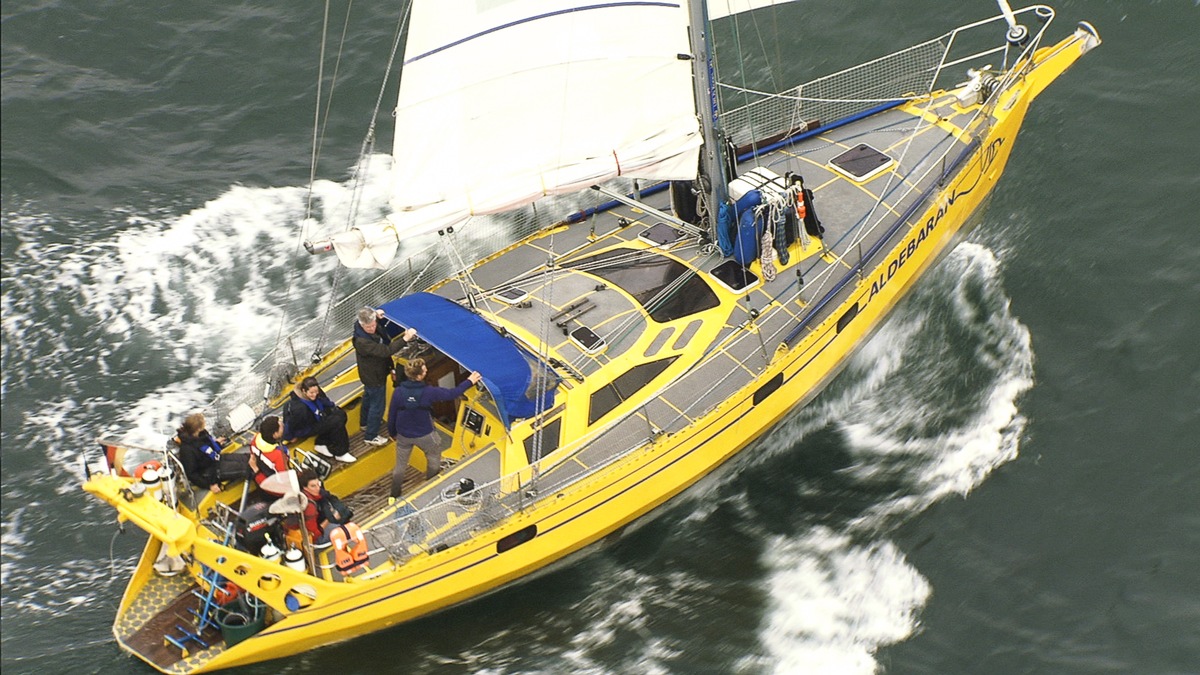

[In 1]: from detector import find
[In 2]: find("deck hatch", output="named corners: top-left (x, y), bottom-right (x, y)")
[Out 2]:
top-left (829, 144), bottom-right (894, 181)
top-left (710, 260), bottom-right (759, 293)
top-left (570, 326), bottom-right (606, 354)
top-left (567, 249), bottom-right (719, 322)
top-left (639, 222), bottom-right (687, 248)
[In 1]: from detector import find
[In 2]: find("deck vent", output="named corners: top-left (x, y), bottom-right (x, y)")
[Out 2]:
top-left (639, 222), bottom-right (687, 248)
top-left (829, 144), bottom-right (894, 182)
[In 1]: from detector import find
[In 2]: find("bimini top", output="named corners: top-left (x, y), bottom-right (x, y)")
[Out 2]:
top-left (378, 292), bottom-right (556, 428)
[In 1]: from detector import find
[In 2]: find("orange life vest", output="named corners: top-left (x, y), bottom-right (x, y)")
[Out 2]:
top-left (328, 523), bottom-right (370, 574)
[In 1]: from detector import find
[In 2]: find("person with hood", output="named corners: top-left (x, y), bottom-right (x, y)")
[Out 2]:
top-left (283, 376), bottom-right (354, 463)
top-left (176, 412), bottom-right (230, 493)
top-left (387, 357), bottom-right (481, 500)
top-left (353, 306), bottom-right (417, 447)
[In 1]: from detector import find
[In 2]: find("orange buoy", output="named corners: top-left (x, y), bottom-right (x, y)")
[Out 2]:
top-left (133, 460), bottom-right (163, 480)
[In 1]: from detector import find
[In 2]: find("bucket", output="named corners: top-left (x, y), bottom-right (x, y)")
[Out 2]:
top-left (141, 469), bottom-right (163, 501)
top-left (260, 542), bottom-right (281, 564)
top-left (218, 597), bottom-right (266, 647)
top-left (283, 547), bottom-right (306, 573)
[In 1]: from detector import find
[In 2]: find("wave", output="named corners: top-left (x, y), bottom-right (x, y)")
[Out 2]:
top-left (2, 158), bottom-right (395, 465)
top-left (748, 242), bottom-right (1034, 672)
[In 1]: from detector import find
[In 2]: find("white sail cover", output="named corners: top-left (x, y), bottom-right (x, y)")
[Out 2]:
top-left (332, 1), bottom-right (701, 267)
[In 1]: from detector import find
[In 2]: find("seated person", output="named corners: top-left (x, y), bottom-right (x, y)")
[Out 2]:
top-left (176, 412), bottom-right (229, 493)
top-left (283, 377), bottom-right (355, 463)
top-left (249, 416), bottom-right (291, 496)
top-left (296, 469), bottom-right (353, 545)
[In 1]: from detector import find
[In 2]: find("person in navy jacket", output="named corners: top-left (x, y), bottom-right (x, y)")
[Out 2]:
top-left (387, 358), bottom-right (481, 499)
top-left (283, 376), bottom-right (354, 463)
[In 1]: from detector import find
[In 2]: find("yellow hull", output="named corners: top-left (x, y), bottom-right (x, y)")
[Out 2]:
top-left (84, 21), bottom-right (1098, 674)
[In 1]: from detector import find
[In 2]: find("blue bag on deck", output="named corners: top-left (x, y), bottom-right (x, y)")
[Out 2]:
top-left (717, 201), bottom-right (736, 257)
top-left (732, 189), bottom-right (763, 266)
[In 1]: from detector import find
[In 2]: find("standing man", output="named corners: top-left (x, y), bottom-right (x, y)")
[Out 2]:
top-left (353, 306), bottom-right (417, 447)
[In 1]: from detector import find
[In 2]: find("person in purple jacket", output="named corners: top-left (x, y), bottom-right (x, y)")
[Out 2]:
top-left (387, 357), bottom-right (482, 500)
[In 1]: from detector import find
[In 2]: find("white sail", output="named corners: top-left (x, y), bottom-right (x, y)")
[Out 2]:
top-left (325, 1), bottom-right (698, 267)
top-left (327, 0), bottom-right (795, 268)
top-left (389, 1), bottom-right (699, 232)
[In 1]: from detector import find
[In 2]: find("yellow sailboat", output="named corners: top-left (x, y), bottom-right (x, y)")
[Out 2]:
top-left (82, 1), bottom-right (1098, 671)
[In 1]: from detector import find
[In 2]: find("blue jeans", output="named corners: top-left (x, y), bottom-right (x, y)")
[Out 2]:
top-left (360, 385), bottom-right (386, 438)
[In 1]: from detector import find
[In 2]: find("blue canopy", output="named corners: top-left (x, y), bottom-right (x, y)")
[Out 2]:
top-left (378, 292), bottom-right (555, 428)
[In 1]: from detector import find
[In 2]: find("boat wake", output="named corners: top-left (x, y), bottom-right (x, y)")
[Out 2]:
top-left (2, 161), bottom-right (393, 468)
top-left (1, 167), bottom-right (389, 628)
top-left (747, 241), bottom-right (1034, 673)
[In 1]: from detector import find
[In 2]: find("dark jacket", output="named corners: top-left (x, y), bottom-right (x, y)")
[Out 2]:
top-left (282, 389), bottom-right (342, 440)
top-left (302, 488), bottom-right (352, 539)
top-left (353, 319), bottom-right (405, 387)
top-left (387, 378), bottom-right (473, 438)
top-left (179, 430), bottom-right (222, 488)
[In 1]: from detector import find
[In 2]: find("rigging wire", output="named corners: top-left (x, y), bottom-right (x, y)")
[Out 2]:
top-left (308, 2), bottom-right (412, 356)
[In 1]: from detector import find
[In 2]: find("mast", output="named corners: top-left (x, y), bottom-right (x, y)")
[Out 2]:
top-left (687, 0), bottom-right (731, 238)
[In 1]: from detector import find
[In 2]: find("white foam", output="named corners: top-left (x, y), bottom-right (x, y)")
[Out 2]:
top-left (4, 158), bottom-right (397, 486)
top-left (839, 243), bottom-right (1033, 528)
top-left (749, 242), bottom-right (1033, 671)
top-left (750, 528), bottom-right (930, 675)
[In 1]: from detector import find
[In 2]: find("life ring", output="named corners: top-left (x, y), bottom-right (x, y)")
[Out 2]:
top-left (328, 523), bottom-right (370, 574)
top-left (133, 460), bottom-right (163, 480)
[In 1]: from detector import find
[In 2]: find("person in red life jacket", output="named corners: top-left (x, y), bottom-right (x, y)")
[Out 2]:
top-left (248, 416), bottom-right (290, 495)
top-left (387, 357), bottom-right (481, 500)
top-left (176, 412), bottom-right (229, 493)
top-left (283, 376), bottom-right (355, 463)
top-left (353, 307), bottom-right (418, 447)
top-left (297, 469), bottom-right (353, 545)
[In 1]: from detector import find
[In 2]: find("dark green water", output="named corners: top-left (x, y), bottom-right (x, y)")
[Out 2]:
top-left (3, 2), bottom-right (1198, 674)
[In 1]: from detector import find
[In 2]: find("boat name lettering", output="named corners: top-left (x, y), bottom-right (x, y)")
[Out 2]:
top-left (866, 137), bottom-right (1004, 303)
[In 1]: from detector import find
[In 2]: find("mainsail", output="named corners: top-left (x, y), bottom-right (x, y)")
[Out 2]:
top-left (330, 0), bottom-right (703, 268)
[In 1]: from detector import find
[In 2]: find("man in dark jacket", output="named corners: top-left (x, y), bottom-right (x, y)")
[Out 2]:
top-left (353, 306), bottom-right (417, 447)
top-left (387, 357), bottom-right (481, 500)
top-left (283, 376), bottom-right (354, 462)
